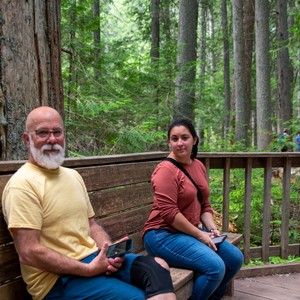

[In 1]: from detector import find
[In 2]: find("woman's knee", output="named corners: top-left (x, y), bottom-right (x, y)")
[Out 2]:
top-left (202, 255), bottom-right (226, 280)
top-left (232, 248), bottom-right (244, 270)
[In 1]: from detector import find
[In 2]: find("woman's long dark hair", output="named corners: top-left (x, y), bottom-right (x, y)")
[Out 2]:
top-left (167, 119), bottom-right (199, 159)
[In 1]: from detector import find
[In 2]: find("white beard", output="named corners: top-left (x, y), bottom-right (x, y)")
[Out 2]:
top-left (29, 136), bottom-right (65, 169)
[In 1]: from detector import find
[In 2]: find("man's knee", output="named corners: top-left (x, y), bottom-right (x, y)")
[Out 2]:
top-left (131, 256), bottom-right (174, 298)
top-left (154, 256), bottom-right (170, 271)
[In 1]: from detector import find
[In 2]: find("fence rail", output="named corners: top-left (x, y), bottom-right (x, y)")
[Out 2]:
top-left (198, 152), bottom-right (300, 263)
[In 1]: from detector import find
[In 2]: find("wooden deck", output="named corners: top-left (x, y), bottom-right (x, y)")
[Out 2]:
top-left (223, 272), bottom-right (300, 300)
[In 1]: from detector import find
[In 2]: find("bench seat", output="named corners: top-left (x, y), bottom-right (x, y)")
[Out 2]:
top-left (139, 232), bottom-right (242, 299)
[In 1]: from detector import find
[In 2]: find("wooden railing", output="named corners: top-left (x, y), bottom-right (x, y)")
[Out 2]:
top-left (197, 152), bottom-right (300, 264)
top-left (1, 151), bottom-right (299, 265)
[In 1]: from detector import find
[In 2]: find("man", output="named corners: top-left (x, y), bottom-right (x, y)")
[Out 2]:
top-left (278, 128), bottom-right (289, 152)
top-left (295, 130), bottom-right (300, 152)
top-left (2, 106), bottom-right (175, 300)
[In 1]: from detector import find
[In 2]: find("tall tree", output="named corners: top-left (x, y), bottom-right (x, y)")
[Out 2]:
top-left (255, 0), bottom-right (272, 150)
top-left (160, 0), bottom-right (174, 129)
top-left (151, 0), bottom-right (160, 129)
top-left (174, 0), bottom-right (198, 121)
top-left (64, 0), bottom-right (77, 119)
top-left (198, 1), bottom-right (208, 145)
top-left (276, 0), bottom-right (292, 132)
top-left (221, 0), bottom-right (231, 140)
top-left (243, 0), bottom-right (255, 147)
top-left (0, 0), bottom-right (63, 160)
top-left (232, 0), bottom-right (248, 146)
top-left (151, 0), bottom-right (160, 63)
top-left (93, 0), bottom-right (101, 81)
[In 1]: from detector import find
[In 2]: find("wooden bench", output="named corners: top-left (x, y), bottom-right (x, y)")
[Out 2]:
top-left (0, 153), bottom-right (242, 299)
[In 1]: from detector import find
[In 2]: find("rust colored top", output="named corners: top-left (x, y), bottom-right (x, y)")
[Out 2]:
top-left (143, 159), bottom-right (213, 236)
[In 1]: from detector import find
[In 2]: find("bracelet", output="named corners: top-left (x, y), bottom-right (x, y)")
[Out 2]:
top-left (209, 229), bottom-right (218, 232)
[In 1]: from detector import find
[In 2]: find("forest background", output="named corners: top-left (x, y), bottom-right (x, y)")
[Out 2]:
top-left (0, 0), bottom-right (299, 158)
top-left (60, 0), bottom-right (300, 157)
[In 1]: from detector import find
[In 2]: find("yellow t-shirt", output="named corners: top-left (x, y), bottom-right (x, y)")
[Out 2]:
top-left (2, 163), bottom-right (98, 300)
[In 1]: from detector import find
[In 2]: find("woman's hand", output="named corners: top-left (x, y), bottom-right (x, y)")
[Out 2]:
top-left (197, 232), bottom-right (218, 251)
top-left (209, 229), bottom-right (221, 238)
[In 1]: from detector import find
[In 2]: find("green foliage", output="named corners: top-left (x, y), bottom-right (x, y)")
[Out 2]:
top-left (60, 0), bottom-right (300, 155)
top-left (209, 168), bottom-right (300, 246)
top-left (243, 255), bottom-right (300, 267)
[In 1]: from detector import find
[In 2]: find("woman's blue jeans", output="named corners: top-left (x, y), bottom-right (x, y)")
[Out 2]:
top-left (144, 229), bottom-right (244, 300)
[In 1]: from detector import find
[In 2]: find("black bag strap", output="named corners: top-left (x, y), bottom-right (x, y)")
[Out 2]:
top-left (163, 157), bottom-right (203, 203)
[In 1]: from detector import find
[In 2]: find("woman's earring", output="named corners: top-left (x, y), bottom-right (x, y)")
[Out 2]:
top-left (169, 145), bottom-right (172, 151)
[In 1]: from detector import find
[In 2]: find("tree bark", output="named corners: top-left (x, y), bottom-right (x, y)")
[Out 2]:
top-left (65, 1), bottom-right (77, 119)
top-left (276, 0), bottom-right (292, 132)
top-left (243, 0), bottom-right (255, 147)
top-left (255, 0), bottom-right (272, 150)
top-left (222, 0), bottom-right (231, 140)
top-left (232, 0), bottom-right (247, 147)
top-left (93, 0), bottom-right (101, 81)
top-left (197, 1), bottom-right (207, 145)
top-left (151, 0), bottom-right (160, 62)
top-left (150, 0), bottom-right (160, 130)
top-left (0, 0), bottom-right (63, 160)
top-left (174, 0), bottom-right (198, 122)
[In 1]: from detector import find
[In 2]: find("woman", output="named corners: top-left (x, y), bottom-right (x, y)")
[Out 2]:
top-left (143, 119), bottom-right (244, 300)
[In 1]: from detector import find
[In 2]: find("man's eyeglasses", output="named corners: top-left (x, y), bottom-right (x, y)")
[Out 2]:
top-left (31, 129), bottom-right (64, 139)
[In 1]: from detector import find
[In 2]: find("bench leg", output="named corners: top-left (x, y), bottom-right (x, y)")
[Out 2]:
top-left (225, 279), bottom-right (234, 297)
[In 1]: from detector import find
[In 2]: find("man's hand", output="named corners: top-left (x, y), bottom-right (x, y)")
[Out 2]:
top-left (97, 241), bottom-right (125, 275)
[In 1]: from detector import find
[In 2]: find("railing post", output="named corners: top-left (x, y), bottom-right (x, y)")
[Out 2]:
top-left (204, 158), bottom-right (210, 183)
top-left (262, 157), bottom-right (272, 262)
top-left (222, 158), bottom-right (230, 232)
top-left (281, 157), bottom-right (291, 259)
top-left (243, 157), bottom-right (252, 264)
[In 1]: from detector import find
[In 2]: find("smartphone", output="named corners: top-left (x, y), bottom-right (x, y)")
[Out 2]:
top-left (106, 239), bottom-right (134, 258)
top-left (211, 234), bottom-right (227, 246)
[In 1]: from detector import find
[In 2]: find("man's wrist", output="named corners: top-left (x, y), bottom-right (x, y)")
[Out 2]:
top-left (209, 228), bottom-right (218, 232)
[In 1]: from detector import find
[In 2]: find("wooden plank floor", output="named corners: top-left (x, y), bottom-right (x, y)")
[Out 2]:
top-left (223, 272), bottom-right (300, 300)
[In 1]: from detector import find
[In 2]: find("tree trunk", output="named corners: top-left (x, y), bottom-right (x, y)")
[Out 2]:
top-left (255, 0), bottom-right (272, 150)
top-left (151, 0), bottom-right (160, 130)
top-left (65, 1), bottom-right (77, 120)
top-left (93, 0), bottom-right (101, 81)
top-left (243, 0), bottom-right (255, 147)
top-left (276, 0), bottom-right (292, 131)
top-left (197, 1), bottom-right (207, 145)
top-left (174, 0), bottom-right (198, 122)
top-left (0, 0), bottom-right (63, 160)
top-left (151, 0), bottom-right (160, 62)
top-left (232, 0), bottom-right (247, 147)
top-left (222, 0), bottom-right (231, 141)
top-left (161, 0), bottom-right (172, 131)
top-left (208, 2), bottom-right (216, 72)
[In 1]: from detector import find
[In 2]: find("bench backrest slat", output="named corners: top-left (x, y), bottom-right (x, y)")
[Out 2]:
top-left (91, 182), bottom-right (153, 217)
top-left (77, 161), bottom-right (158, 191)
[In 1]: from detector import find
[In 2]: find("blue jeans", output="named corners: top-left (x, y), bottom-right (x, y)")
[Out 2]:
top-left (44, 253), bottom-right (145, 300)
top-left (144, 229), bottom-right (244, 300)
